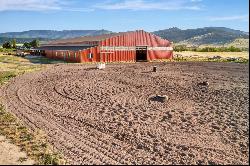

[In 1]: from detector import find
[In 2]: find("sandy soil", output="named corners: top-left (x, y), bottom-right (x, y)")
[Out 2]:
top-left (0, 136), bottom-right (34, 165)
top-left (0, 62), bottom-right (249, 165)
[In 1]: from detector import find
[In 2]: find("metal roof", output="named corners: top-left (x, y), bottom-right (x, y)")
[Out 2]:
top-left (43, 32), bottom-right (126, 46)
top-left (38, 45), bottom-right (94, 51)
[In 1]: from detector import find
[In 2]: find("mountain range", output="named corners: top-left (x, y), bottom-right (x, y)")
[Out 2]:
top-left (0, 27), bottom-right (249, 48)
top-left (0, 30), bottom-right (112, 45)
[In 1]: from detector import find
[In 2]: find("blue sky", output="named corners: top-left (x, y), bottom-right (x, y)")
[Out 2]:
top-left (0, 0), bottom-right (249, 33)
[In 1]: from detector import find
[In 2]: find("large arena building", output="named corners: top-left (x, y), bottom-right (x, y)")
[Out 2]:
top-left (40, 30), bottom-right (173, 63)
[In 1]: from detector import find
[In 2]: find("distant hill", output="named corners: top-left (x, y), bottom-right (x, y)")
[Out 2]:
top-left (0, 29), bottom-right (112, 39)
top-left (153, 27), bottom-right (249, 47)
top-left (0, 29), bottom-right (112, 44)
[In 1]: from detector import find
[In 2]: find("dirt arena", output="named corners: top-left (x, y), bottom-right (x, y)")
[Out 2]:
top-left (0, 62), bottom-right (248, 165)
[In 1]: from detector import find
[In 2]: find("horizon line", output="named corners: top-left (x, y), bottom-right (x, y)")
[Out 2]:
top-left (0, 26), bottom-right (249, 34)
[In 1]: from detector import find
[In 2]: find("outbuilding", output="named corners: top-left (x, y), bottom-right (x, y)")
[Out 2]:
top-left (40, 30), bottom-right (173, 63)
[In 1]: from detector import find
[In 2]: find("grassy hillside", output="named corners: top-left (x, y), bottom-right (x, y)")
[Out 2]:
top-left (175, 38), bottom-right (249, 50)
top-left (225, 38), bottom-right (249, 48)
top-left (154, 27), bottom-right (249, 47)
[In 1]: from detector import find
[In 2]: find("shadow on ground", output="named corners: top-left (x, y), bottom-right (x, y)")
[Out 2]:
top-left (24, 56), bottom-right (66, 64)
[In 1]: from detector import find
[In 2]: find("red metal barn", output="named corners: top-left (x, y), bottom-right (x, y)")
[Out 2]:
top-left (40, 30), bottom-right (173, 63)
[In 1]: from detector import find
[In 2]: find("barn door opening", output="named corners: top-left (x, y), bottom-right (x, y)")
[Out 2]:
top-left (136, 46), bottom-right (147, 62)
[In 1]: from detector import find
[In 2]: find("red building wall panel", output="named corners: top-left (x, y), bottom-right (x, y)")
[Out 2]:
top-left (114, 51), bottom-right (116, 62)
top-left (102, 53), bottom-right (106, 63)
top-left (92, 47), bottom-right (96, 62)
top-left (118, 51), bottom-right (121, 61)
top-left (111, 51), bottom-right (115, 62)
top-left (69, 51), bottom-right (76, 62)
top-left (82, 50), bottom-right (87, 62)
top-left (148, 50), bottom-right (173, 60)
top-left (107, 53), bottom-right (110, 62)
top-left (124, 51), bottom-right (127, 61)
top-left (116, 51), bottom-right (118, 62)
top-left (111, 53), bottom-right (114, 62)
top-left (65, 51), bottom-right (70, 62)
top-left (87, 49), bottom-right (91, 63)
top-left (75, 51), bottom-right (81, 63)
top-left (127, 51), bottom-right (129, 61)
top-left (96, 47), bottom-right (100, 62)
top-left (64, 51), bottom-right (69, 62)
top-left (110, 53), bottom-right (113, 62)
top-left (123, 51), bottom-right (126, 61)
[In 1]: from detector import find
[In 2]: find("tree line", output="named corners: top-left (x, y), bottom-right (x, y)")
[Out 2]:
top-left (2, 39), bottom-right (39, 49)
top-left (174, 45), bottom-right (247, 52)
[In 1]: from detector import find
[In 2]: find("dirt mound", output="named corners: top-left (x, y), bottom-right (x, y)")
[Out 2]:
top-left (0, 62), bottom-right (249, 164)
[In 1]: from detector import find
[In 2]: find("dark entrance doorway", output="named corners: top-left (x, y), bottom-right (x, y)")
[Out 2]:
top-left (136, 46), bottom-right (147, 61)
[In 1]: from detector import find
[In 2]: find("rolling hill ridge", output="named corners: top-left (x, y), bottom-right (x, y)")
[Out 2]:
top-left (0, 27), bottom-right (249, 48)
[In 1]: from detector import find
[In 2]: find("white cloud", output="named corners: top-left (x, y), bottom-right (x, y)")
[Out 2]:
top-left (0, 0), bottom-right (203, 12)
top-left (0, 0), bottom-right (201, 12)
top-left (209, 15), bottom-right (249, 22)
top-left (62, 7), bottom-right (95, 12)
top-left (95, 0), bottom-right (202, 11)
top-left (0, 0), bottom-right (62, 11)
top-left (0, 0), bottom-right (93, 12)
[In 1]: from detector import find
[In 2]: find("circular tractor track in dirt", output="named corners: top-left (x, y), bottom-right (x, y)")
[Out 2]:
top-left (0, 62), bottom-right (248, 165)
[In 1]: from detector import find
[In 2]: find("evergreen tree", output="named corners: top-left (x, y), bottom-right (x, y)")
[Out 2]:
top-left (2, 41), bottom-right (12, 49)
top-left (23, 42), bottom-right (31, 49)
top-left (12, 39), bottom-right (16, 49)
top-left (30, 39), bottom-right (39, 48)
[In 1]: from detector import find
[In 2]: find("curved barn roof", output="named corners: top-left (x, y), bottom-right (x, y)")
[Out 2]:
top-left (44, 32), bottom-right (126, 46)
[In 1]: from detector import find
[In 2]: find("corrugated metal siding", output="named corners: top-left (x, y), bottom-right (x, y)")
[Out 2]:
top-left (148, 50), bottom-right (173, 60)
top-left (45, 50), bottom-right (82, 63)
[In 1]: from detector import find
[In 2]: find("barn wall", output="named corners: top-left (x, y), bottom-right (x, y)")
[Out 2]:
top-left (98, 48), bottom-right (136, 62)
top-left (45, 50), bottom-right (82, 63)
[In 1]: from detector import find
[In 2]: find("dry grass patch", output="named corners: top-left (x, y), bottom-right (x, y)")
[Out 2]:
top-left (0, 105), bottom-right (66, 165)
top-left (175, 51), bottom-right (249, 59)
